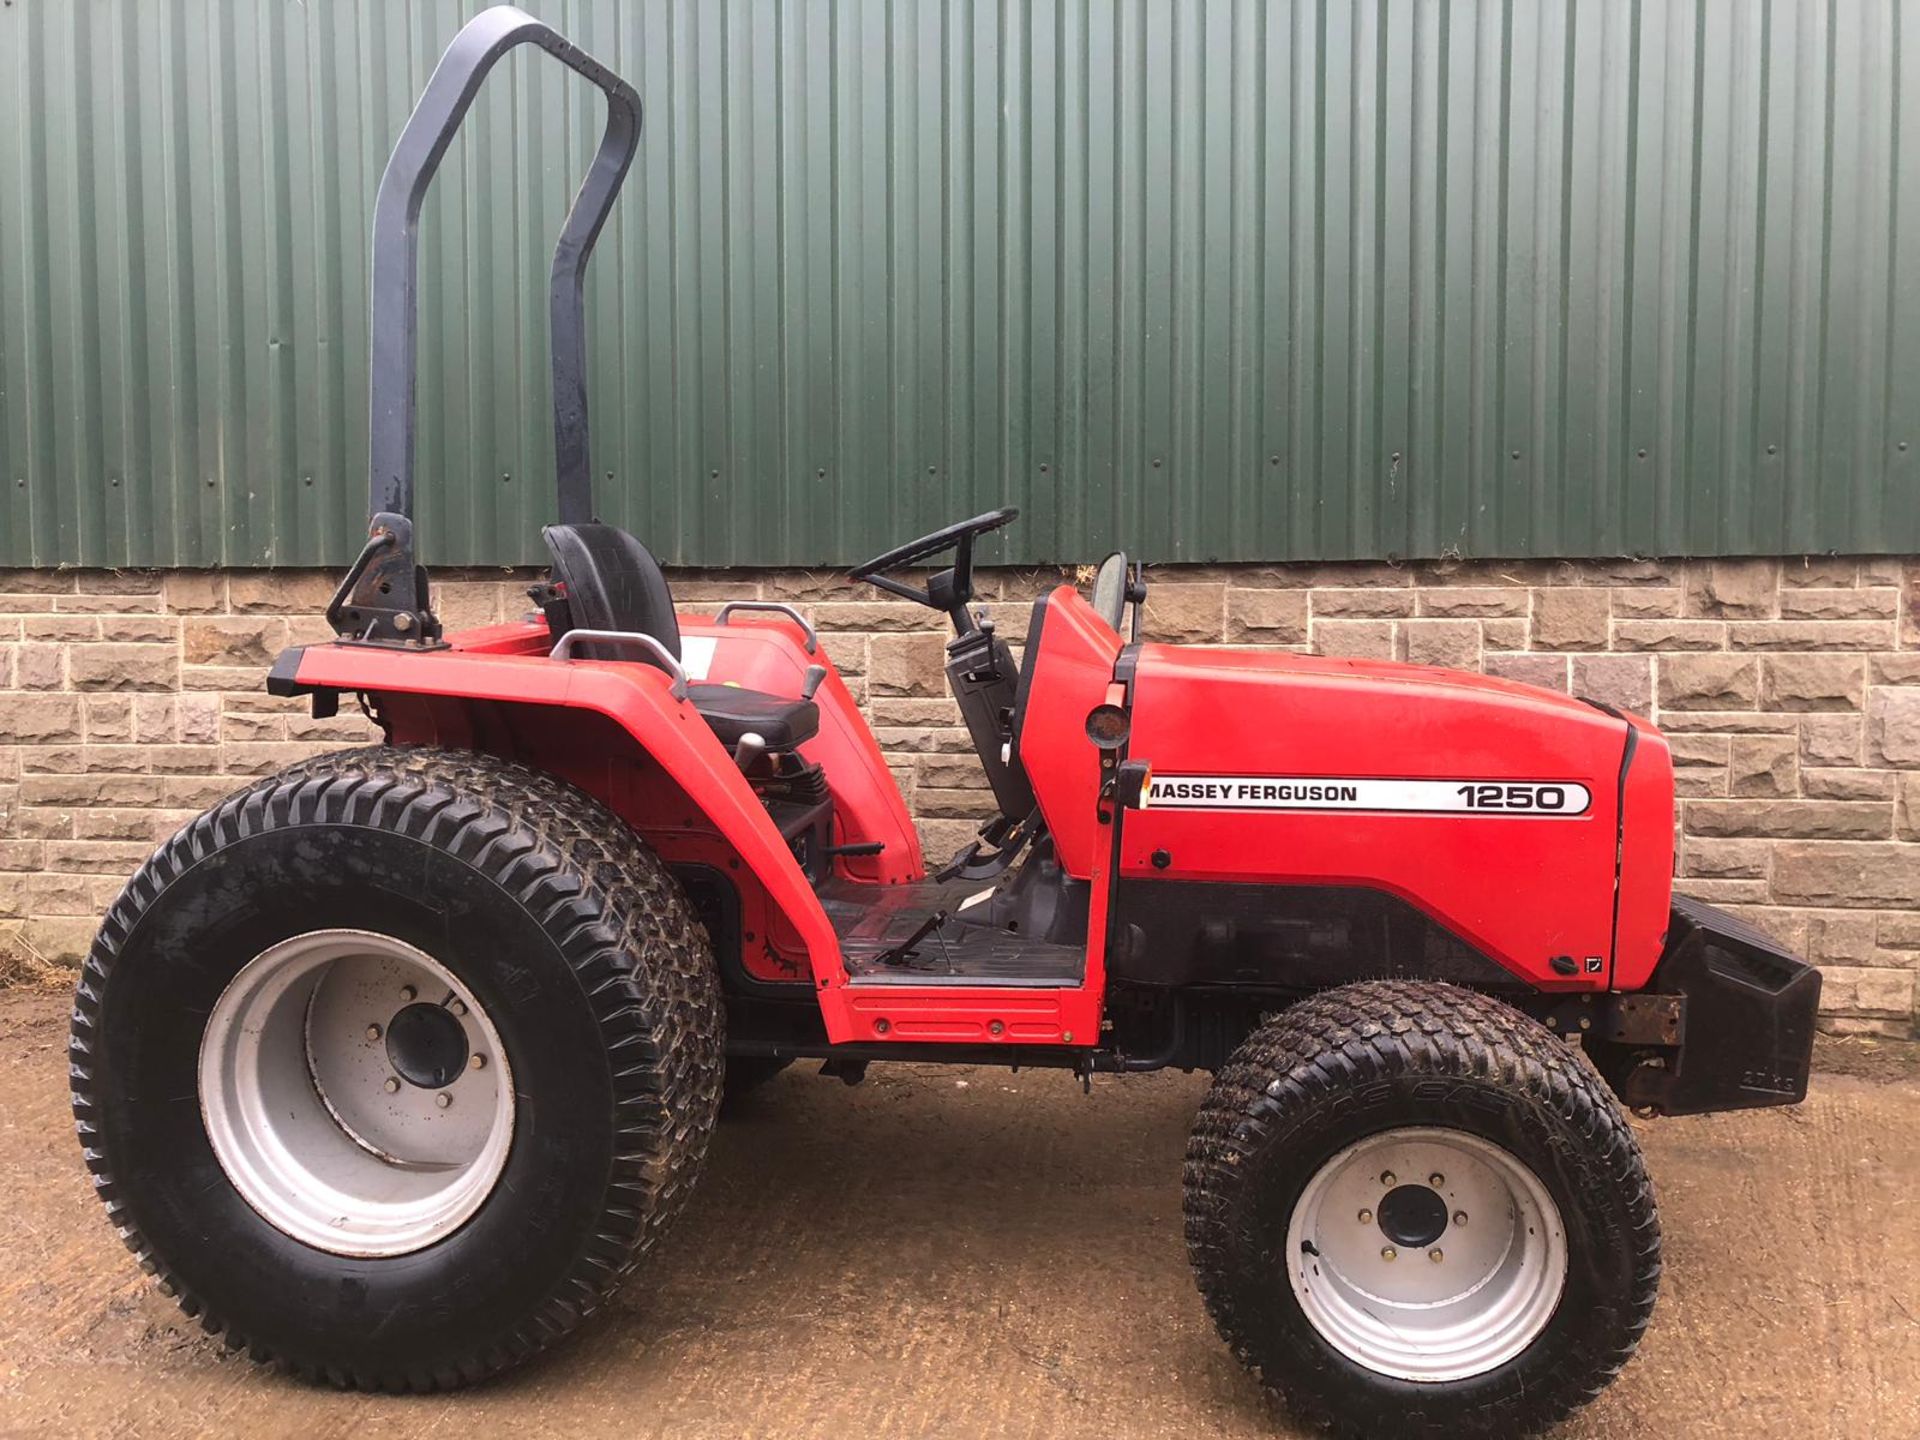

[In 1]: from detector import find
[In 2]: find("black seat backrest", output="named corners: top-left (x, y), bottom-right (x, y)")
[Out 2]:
top-left (542, 523), bottom-right (681, 665)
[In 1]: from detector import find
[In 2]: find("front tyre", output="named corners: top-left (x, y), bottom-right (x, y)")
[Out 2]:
top-left (1184, 981), bottom-right (1660, 1439)
top-left (70, 746), bottom-right (725, 1390)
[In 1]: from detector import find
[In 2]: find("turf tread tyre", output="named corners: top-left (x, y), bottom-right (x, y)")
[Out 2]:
top-left (1184, 980), bottom-right (1660, 1438)
top-left (70, 744), bottom-right (724, 1392)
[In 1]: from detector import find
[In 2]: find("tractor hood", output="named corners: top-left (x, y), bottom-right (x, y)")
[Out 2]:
top-left (1119, 642), bottom-right (1675, 990)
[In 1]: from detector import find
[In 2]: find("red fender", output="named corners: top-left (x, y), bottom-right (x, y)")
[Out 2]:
top-left (275, 641), bottom-right (849, 1008)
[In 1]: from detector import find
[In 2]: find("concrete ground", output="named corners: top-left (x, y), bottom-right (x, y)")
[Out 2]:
top-left (1, 984), bottom-right (1916, 1440)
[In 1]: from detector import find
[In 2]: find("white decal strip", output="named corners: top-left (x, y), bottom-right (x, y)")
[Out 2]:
top-left (1145, 776), bottom-right (1593, 817)
top-left (679, 634), bottom-right (717, 681)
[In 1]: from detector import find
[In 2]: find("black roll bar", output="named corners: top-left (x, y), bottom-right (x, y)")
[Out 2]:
top-left (333, 5), bottom-right (638, 644)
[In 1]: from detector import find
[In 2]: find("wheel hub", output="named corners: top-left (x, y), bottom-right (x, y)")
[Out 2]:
top-left (1376, 1182), bottom-right (1450, 1249)
top-left (386, 1001), bottom-right (470, 1088)
top-left (198, 929), bottom-right (515, 1257)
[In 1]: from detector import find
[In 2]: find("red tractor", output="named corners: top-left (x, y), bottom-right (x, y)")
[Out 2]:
top-left (72, 10), bottom-right (1820, 1437)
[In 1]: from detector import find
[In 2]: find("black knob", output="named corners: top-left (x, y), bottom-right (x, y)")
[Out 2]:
top-left (1151, 849), bottom-right (1172, 870)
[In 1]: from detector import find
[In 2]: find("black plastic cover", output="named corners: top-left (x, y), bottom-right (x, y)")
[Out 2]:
top-left (1107, 879), bottom-right (1521, 993)
top-left (947, 625), bottom-right (1038, 821)
top-left (1619, 896), bottom-right (1822, 1115)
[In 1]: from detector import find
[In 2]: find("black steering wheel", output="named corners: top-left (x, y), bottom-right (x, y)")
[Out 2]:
top-left (850, 507), bottom-right (1019, 621)
top-left (849, 506), bottom-right (1020, 581)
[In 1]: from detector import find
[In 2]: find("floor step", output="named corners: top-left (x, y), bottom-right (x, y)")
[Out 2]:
top-left (819, 875), bottom-right (1086, 987)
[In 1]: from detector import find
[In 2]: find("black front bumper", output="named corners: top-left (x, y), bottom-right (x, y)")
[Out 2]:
top-left (1605, 896), bottom-right (1822, 1116)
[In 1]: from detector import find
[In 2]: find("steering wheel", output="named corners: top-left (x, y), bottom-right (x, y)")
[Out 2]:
top-left (850, 507), bottom-right (1019, 619)
top-left (849, 507), bottom-right (1019, 582)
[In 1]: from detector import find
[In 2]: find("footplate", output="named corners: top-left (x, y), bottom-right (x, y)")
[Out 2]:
top-left (818, 875), bottom-right (1085, 986)
top-left (1614, 896), bottom-right (1822, 1116)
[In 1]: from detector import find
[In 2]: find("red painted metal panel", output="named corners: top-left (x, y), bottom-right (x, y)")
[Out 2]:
top-left (1014, 587), bottom-right (1124, 879)
top-left (680, 618), bottom-right (922, 885)
top-left (1614, 715), bottom-right (1677, 991)
top-left (1122, 644), bottom-right (1640, 991)
top-left (288, 636), bottom-right (854, 1022)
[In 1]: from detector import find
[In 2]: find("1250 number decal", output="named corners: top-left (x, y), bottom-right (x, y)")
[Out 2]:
top-left (1454, 783), bottom-right (1574, 812)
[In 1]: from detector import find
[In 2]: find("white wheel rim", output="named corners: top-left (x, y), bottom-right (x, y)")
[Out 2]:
top-left (1284, 1126), bottom-right (1568, 1382)
top-left (198, 928), bottom-right (515, 1258)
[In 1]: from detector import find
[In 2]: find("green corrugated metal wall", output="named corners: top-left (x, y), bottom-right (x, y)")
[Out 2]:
top-left (2, 0), bottom-right (1917, 569)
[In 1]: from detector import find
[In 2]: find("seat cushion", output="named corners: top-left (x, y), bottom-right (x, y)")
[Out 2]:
top-left (687, 683), bottom-right (820, 751)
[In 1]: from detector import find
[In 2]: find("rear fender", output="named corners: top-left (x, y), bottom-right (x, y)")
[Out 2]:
top-left (271, 643), bottom-right (848, 1003)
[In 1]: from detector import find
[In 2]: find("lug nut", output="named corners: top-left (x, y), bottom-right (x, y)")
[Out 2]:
top-left (436, 1092), bottom-right (453, 1109)
top-left (1358, 1208), bottom-right (1374, 1225)
top-left (469, 1053), bottom-right (487, 1071)
top-left (1429, 1172), bottom-right (1445, 1188)
top-left (1429, 1248), bottom-right (1445, 1263)
top-left (1380, 1171), bottom-right (1396, 1187)
top-left (399, 985), bottom-right (417, 1002)
top-left (449, 999), bottom-right (468, 1018)
top-left (1381, 1247), bottom-right (1397, 1262)
top-left (366, 1024), bottom-right (383, 1041)
top-left (383, 1077), bottom-right (400, 1094)
top-left (1454, 1211), bottom-right (1468, 1226)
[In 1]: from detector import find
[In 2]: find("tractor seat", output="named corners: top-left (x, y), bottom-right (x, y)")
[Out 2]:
top-left (544, 522), bottom-right (820, 752)
top-left (686, 683), bottom-right (818, 750)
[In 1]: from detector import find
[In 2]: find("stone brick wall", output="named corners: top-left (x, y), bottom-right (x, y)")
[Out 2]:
top-left (2, 557), bottom-right (1916, 1035)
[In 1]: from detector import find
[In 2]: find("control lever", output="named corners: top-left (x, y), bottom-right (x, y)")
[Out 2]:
top-left (875, 911), bottom-right (950, 968)
top-left (801, 663), bottom-right (828, 700)
top-left (824, 840), bottom-right (887, 858)
top-left (732, 731), bottom-right (767, 773)
top-left (934, 810), bottom-right (1039, 883)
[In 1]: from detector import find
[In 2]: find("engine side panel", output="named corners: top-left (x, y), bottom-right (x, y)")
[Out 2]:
top-left (1123, 645), bottom-right (1644, 990)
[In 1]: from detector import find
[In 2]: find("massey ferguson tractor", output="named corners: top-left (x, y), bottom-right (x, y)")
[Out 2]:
top-left (71, 10), bottom-right (1821, 1437)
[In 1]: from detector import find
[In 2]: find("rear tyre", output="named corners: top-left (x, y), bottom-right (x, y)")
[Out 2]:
top-left (70, 745), bottom-right (725, 1390)
top-left (1184, 981), bottom-right (1659, 1439)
